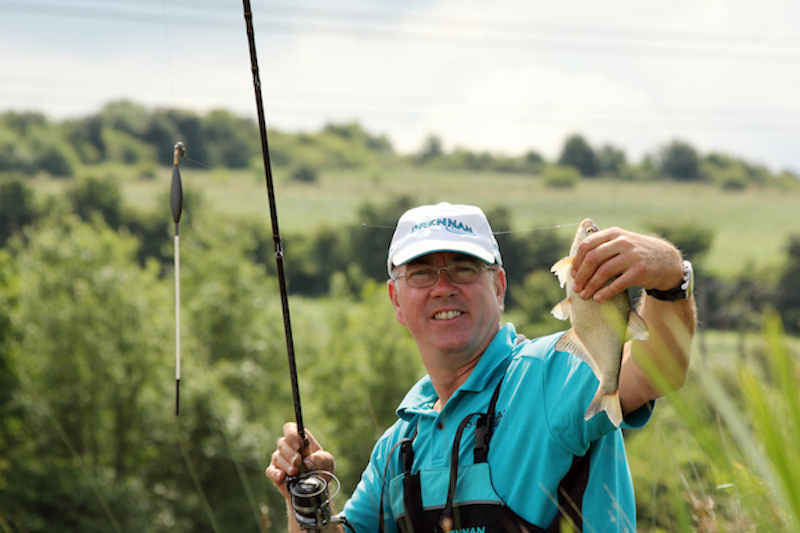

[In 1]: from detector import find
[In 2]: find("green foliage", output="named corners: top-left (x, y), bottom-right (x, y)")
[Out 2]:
top-left (597, 143), bottom-right (627, 176)
top-left (645, 220), bottom-right (714, 264)
top-left (0, 112), bottom-right (77, 177)
top-left (304, 280), bottom-right (423, 494)
top-left (202, 109), bottom-right (259, 169)
top-left (513, 270), bottom-right (565, 337)
top-left (67, 176), bottom-right (124, 229)
top-left (558, 134), bottom-right (599, 177)
top-left (777, 234), bottom-right (800, 334)
top-left (289, 164), bottom-right (319, 184)
top-left (0, 175), bottom-right (38, 246)
top-left (347, 195), bottom-right (417, 283)
top-left (637, 315), bottom-right (800, 532)
top-left (541, 164), bottom-right (580, 189)
top-left (659, 140), bottom-right (702, 181)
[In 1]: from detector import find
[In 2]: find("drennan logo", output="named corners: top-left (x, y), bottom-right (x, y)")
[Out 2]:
top-left (411, 218), bottom-right (475, 235)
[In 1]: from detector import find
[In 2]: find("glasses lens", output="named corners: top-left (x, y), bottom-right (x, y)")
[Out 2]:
top-left (447, 262), bottom-right (482, 283)
top-left (405, 266), bottom-right (437, 287)
top-left (403, 261), bottom-right (485, 287)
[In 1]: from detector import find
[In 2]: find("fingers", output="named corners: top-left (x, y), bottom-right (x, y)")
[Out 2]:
top-left (572, 228), bottom-right (631, 300)
top-left (265, 423), bottom-right (335, 500)
top-left (572, 228), bottom-right (681, 302)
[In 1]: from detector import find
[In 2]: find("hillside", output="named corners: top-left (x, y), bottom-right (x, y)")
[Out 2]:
top-left (31, 164), bottom-right (799, 279)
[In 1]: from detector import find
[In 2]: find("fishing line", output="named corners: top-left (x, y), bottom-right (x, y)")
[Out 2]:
top-left (359, 221), bottom-right (580, 233)
top-left (493, 222), bottom-right (580, 235)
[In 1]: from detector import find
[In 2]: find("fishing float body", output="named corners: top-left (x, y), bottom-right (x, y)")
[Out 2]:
top-left (171, 141), bottom-right (185, 416)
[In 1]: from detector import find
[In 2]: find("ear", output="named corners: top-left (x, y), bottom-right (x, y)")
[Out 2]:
top-left (387, 279), bottom-right (407, 326)
top-left (494, 267), bottom-right (508, 312)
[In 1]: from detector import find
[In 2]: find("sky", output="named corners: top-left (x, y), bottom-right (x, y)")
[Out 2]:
top-left (2, 0), bottom-right (800, 172)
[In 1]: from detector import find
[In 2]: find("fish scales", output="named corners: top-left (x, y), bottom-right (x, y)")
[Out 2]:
top-left (550, 219), bottom-right (649, 428)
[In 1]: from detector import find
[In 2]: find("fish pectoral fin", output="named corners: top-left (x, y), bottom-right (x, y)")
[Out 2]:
top-left (550, 256), bottom-right (574, 288)
top-left (626, 310), bottom-right (650, 341)
top-left (551, 298), bottom-right (571, 321)
top-left (555, 329), bottom-right (599, 375)
top-left (584, 388), bottom-right (623, 428)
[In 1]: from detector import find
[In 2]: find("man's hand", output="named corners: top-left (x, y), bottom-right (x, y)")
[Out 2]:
top-left (266, 422), bottom-right (336, 500)
top-left (570, 226), bottom-right (684, 302)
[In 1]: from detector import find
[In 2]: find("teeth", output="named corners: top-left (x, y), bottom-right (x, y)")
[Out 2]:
top-left (434, 310), bottom-right (462, 320)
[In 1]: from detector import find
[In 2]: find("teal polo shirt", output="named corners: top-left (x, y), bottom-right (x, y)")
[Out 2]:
top-left (343, 323), bottom-right (651, 533)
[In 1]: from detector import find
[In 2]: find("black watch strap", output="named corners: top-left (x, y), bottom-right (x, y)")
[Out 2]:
top-left (646, 260), bottom-right (694, 301)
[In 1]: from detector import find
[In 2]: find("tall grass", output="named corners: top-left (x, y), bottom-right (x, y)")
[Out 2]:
top-left (648, 312), bottom-right (800, 532)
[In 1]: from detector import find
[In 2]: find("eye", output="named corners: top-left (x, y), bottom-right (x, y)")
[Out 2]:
top-left (453, 262), bottom-right (480, 273)
top-left (407, 266), bottom-right (435, 279)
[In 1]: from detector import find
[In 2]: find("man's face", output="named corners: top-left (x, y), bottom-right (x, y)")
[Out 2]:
top-left (387, 252), bottom-right (507, 368)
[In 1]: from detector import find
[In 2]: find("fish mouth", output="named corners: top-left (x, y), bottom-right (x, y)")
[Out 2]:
top-left (580, 218), bottom-right (599, 233)
top-left (433, 310), bottom-right (463, 320)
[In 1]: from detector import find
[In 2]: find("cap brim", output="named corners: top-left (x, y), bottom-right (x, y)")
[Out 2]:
top-left (391, 239), bottom-right (496, 268)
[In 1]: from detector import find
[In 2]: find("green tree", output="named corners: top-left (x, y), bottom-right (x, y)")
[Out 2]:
top-left (645, 220), bottom-right (713, 265)
top-left (418, 134), bottom-right (444, 163)
top-left (4, 214), bottom-right (171, 530)
top-left (0, 176), bottom-right (38, 245)
top-left (67, 176), bottom-right (124, 229)
top-left (659, 140), bottom-right (702, 181)
top-left (776, 234), bottom-right (800, 334)
top-left (597, 144), bottom-right (627, 175)
top-left (202, 109), bottom-right (259, 169)
top-left (304, 279), bottom-right (424, 495)
top-left (558, 134), bottom-right (598, 177)
top-left (348, 196), bottom-right (416, 283)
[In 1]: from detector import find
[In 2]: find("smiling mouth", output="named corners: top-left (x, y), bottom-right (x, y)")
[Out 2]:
top-left (434, 310), bottom-right (462, 320)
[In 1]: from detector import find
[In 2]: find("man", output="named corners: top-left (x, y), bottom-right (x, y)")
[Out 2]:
top-left (267, 202), bottom-right (696, 533)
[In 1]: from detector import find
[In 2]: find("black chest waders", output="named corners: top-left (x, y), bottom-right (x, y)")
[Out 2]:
top-left (378, 374), bottom-right (593, 533)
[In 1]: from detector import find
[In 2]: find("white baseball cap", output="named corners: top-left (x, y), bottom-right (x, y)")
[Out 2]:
top-left (387, 202), bottom-right (503, 275)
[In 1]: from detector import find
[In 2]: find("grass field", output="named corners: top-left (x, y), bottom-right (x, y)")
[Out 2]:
top-left (37, 164), bottom-right (800, 278)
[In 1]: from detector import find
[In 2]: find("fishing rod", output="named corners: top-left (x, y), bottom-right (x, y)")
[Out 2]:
top-left (241, 2), bottom-right (348, 530)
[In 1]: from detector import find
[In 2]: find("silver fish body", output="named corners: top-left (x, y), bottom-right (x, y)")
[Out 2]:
top-left (550, 219), bottom-right (649, 427)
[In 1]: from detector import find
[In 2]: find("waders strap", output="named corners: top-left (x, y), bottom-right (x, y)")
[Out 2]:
top-left (474, 377), bottom-right (505, 463)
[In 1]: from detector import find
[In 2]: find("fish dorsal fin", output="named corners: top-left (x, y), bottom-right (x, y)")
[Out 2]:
top-left (555, 329), bottom-right (600, 378)
top-left (626, 310), bottom-right (650, 341)
top-left (550, 256), bottom-right (574, 288)
top-left (551, 298), bottom-right (571, 321)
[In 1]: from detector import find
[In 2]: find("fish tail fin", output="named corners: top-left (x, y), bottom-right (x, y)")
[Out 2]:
top-left (584, 388), bottom-right (623, 428)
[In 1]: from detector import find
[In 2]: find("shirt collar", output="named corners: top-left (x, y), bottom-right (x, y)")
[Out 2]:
top-left (397, 323), bottom-right (518, 418)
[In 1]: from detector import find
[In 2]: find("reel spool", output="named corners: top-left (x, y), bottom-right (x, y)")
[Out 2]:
top-left (288, 471), bottom-right (344, 530)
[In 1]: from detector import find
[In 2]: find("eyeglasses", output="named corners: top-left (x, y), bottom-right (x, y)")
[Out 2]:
top-left (395, 261), bottom-right (498, 288)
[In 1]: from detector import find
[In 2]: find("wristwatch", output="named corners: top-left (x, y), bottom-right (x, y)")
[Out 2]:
top-left (646, 260), bottom-right (694, 301)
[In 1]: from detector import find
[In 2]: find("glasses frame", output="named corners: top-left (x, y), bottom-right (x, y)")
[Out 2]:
top-left (394, 260), bottom-right (499, 288)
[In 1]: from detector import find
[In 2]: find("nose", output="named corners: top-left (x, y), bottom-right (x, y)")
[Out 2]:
top-left (429, 266), bottom-right (458, 294)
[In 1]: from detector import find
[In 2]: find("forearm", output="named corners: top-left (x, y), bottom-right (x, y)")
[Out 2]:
top-left (620, 293), bottom-right (697, 412)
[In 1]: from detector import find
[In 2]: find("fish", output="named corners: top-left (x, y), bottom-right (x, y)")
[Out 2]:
top-left (550, 218), bottom-right (650, 427)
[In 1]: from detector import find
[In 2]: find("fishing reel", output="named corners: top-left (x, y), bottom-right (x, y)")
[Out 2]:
top-left (288, 470), bottom-right (347, 531)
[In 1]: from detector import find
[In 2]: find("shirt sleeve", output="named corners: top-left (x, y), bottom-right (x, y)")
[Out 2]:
top-left (342, 430), bottom-right (399, 533)
top-left (541, 337), bottom-right (618, 455)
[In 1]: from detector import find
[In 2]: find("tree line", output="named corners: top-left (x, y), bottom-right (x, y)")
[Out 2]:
top-left (2, 100), bottom-right (798, 189)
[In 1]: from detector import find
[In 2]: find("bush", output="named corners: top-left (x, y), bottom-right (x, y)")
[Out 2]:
top-left (289, 164), bottom-right (318, 183)
top-left (542, 165), bottom-right (580, 189)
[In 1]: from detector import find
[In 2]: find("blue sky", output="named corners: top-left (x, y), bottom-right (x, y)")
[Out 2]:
top-left (2, 0), bottom-right (800, 172)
